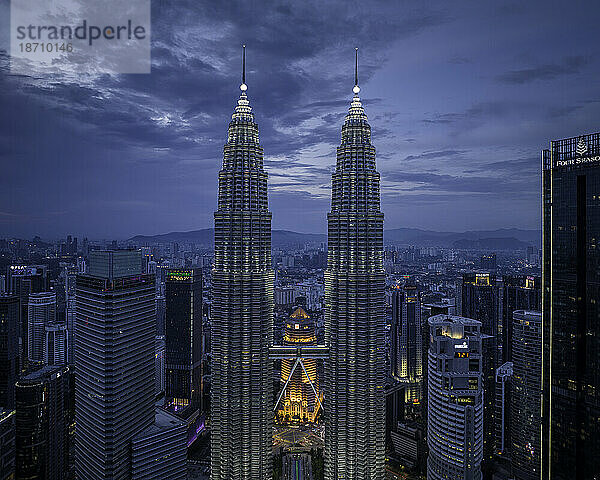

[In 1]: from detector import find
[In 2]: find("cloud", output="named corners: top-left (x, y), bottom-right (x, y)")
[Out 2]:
top-left (403, 150), bottom-right (467, 162)
top-left (496, 56), bottom-right (589, 84)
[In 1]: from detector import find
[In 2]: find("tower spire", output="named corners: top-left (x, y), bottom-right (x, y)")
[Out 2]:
top-left (353, 47), bottom-right (360, 95)
top-left (240, 44), bottom-right (247, 92)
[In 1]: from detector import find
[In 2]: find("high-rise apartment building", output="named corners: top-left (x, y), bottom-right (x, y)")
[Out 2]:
top-left (210, 48), bottom-right (275, 480)
top-left (75, 249), bottom-right (156, 480)
top-left (511, 310), bottom-right (541, 480)
top-left (390, 285), bottom-right (423, 406)
top-left (427, 314), bottom-right (483, 480)
top-left (542, 133), bottom-right (600, 480)
top-left (15, 365), bottom-right (69, 480)
top-left (165, 268), bottom-right (202, 413)
top-left (27, 292), bottom-right (56, 364)
top-left (0, 295), bottom-right (19, 409)
top-left (324, 51), bottom-right (386, 479)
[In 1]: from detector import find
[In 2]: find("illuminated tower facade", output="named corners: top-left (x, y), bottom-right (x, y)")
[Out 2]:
top-left (391, 284), bottom-right (423, 406)
top-left (211, 47), bottom-right (274, 480)
top-left (324, 49), bottom-right (386, 480)
top-left (427, 315), bottom-right (483, 480)
top-left (278, 307), bottom-right (321, 424)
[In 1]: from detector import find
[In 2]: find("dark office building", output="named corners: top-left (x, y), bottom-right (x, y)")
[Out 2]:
top-left (7, 265), bottom-right (48, 370)
top-left (541, 133), bottom-right (600, 480)
top-left (15, 365), bottom-right (69, 480)
top-left (0, 408), bottom-right (15, 480)
top-left (164, 268), bottom-right (202, 413)
top-left (385, 382), bottom-right (405, 450)
top-left (0, 295), bottom-right (19, 410)
top-left (500, 275), bottom-right (541, 363)
top-left (460, 272), bottom-right (500, 464)
top-left (75, 250), bottom-right (156, 480)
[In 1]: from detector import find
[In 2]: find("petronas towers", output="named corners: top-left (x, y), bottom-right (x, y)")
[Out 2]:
top-left (211, 47), bottom-right (274, 479)
top-left (211, 48), bottom-right (385, 480)
top-left (323, 53), bottom-right (386, 480)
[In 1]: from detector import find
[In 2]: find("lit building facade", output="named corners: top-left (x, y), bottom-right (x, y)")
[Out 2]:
top-left (542, 133), bottom-right (600, 480)
top-left (210, 54), bottom-right (274, 480)
top-left (390, 285), bottom-right (423, 405)
top-left (277, 307), bottom-right (321, 424)
top-left (164, 268), bottom-right (202, 413)
top-left (511, 310), bottom-right (541, 480)
top-left (324, 55), bottom-right (386, 479)
top-left (75, 250), bottom-right (156, 480)
top-left (7, 264), bottom-right (48, 368)
top-left (427, 315), bottom-right (483, 480)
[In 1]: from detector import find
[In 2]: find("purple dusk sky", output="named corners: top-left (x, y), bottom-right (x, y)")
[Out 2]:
top-left (1, 1), bottom-right (599, 239)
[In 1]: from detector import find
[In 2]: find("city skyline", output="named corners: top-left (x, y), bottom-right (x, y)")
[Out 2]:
top-left (0, 2), bottom-right (598, 480)
top-left (2, 1), bottom-right (600, 238)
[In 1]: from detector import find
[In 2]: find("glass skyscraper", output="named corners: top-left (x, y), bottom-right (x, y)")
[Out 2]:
top-left (541, 132), bottom-right (600, 480)
top-left (75, 250), bottom-right (156, 480)
top-left (511, 310), bottom-right (541, 480)
top-left (324, 53), bottom-right (386, 479)
top-left (210, 53), bottom-right (274, 480)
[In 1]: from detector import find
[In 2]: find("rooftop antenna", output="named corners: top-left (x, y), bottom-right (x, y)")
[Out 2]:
top-left (240, 45), bottom-right (247, 92)
top-left (353, 47), bottom-right (360, 95)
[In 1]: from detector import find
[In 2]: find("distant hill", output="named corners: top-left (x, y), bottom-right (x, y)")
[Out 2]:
top-left (128, 229), bottom-right (326, 249)
top-left (451, 237), bottom-right (531, 250)
top-left (384, 227), bottom-right (540, 248)
top-left (129, 227), bottom-right (540, 250)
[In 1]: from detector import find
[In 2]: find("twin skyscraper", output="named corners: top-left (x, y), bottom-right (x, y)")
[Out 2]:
top-left (210, 47), bottom-right (386, 479)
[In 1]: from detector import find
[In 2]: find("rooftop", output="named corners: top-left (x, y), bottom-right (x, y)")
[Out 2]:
top-left (428, 314), bottom-right (481, 328)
